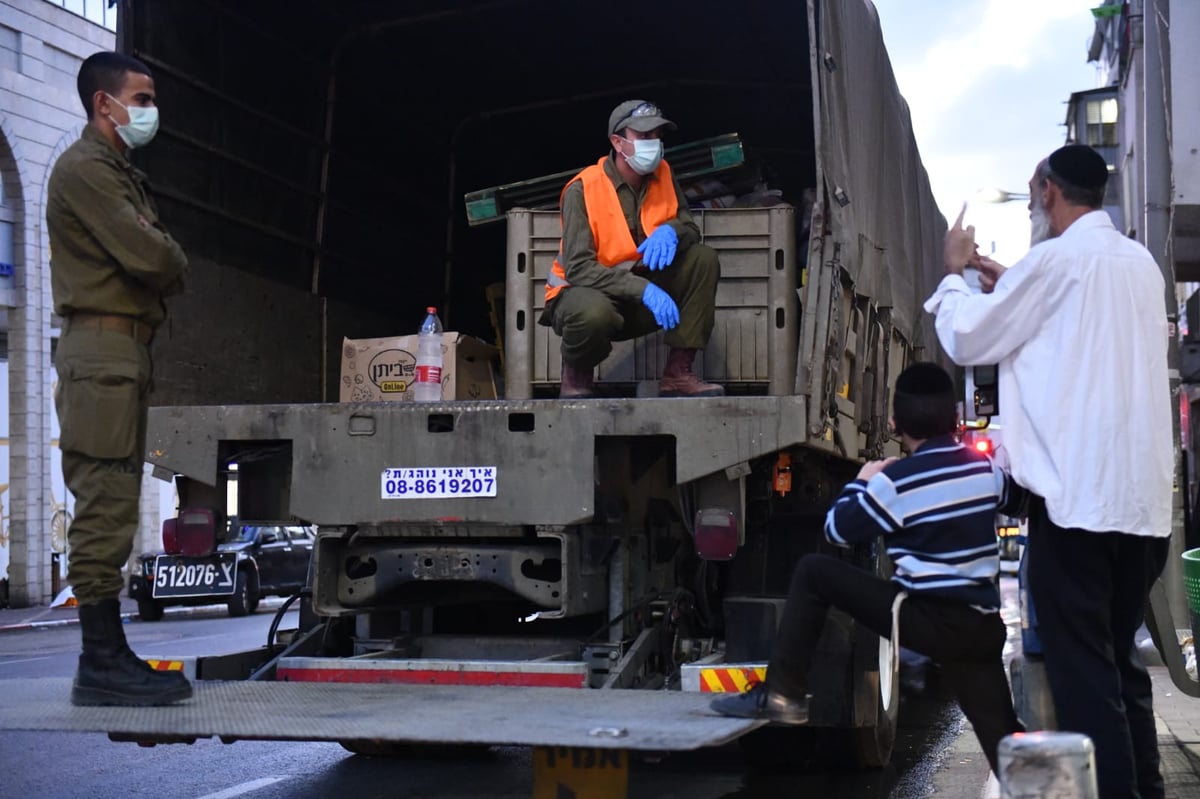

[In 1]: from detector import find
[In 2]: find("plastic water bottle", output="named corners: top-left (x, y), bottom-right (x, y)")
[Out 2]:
top-left (412, 307), bottom-right (443, 402)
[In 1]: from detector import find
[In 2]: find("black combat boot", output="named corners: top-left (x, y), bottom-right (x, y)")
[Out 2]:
top-left (71, 599), bottom-right (193, 706)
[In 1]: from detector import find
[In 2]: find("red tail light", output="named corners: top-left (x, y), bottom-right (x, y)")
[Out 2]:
top-left (694, 508), bottom-right (739, 561)
top-left (163, 508), bottom-right (217, 556)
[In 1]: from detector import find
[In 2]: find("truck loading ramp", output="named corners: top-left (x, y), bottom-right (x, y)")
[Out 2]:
top-left (0, 678), bottom-right (766, 750)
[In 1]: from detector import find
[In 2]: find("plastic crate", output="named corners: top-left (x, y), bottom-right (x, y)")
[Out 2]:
top-left (1183, 548), bottom-right (1200, 616)
top-left (504, 206), bottom-right (799, 399)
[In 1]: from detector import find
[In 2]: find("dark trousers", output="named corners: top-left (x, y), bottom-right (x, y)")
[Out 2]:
top-left (543, 243), bottom-right (719, 369)
top-left (1027, 499), bottom-right (1170, 799)
top-left (768, 553), bottom-right (1022, 775)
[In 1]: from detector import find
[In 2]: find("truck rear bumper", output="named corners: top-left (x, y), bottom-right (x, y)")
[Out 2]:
top-left (314, 526), bottom-right (607, 617)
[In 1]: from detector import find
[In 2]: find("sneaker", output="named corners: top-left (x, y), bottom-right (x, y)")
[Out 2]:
top-left (709, 682), bottom-right (809, 725)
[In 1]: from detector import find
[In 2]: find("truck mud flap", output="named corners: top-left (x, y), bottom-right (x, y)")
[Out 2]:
top-left (0, 677), bottom-right (766, 751)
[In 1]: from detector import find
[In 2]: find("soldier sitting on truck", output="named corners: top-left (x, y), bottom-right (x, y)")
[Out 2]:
top-left (539, 100), bottom-right (724, 398)
top-left (711, 362), bottom-right (1025, 777)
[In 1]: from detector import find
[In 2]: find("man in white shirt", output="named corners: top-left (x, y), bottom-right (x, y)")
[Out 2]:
top-left (923, 144), bottom-right (1173, 799)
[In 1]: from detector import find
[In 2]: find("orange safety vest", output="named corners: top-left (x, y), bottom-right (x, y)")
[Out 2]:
top-left (545, 157), bottom-right (679, 303)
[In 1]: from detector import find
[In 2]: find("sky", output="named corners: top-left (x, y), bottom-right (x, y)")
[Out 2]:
top-left (871, 0), bottom-right (1105, 265)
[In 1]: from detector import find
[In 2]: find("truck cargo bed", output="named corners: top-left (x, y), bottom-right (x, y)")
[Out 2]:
top-left (147, 395), bottom-right (809, 527)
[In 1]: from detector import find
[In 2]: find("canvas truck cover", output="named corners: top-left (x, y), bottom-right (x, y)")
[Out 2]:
top-left (813, 0), bottom-right (947, 353)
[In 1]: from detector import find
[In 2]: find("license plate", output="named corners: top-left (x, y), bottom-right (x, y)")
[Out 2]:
top-left (533, 747), bottom-right (628, 799)
top-left (152, 553), bottom-right (238, 598)
top-left (381, 466), bottom-right (497, 499)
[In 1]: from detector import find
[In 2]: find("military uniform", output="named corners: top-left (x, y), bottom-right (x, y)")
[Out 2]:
top-left (47, 125), bottom-right (187, 606)
top-left (541, 154), bottom-right (719, 369)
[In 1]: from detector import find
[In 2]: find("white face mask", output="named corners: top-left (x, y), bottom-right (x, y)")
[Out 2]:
top-left (621, 137), bottom-right (664, 175)
top-left (106, 93), bottom-right (160, 149)
top-left (1029, 189), bottom-right (1052, 246)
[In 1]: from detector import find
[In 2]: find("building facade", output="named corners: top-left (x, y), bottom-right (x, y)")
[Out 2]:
top-left (0, 0), bottom-right (168, 607)
top-left (1084, 0), bottom-right (1197, 286)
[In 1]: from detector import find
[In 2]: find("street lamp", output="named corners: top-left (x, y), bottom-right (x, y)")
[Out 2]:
top-left (976, 187), bottom-right (1030, 204)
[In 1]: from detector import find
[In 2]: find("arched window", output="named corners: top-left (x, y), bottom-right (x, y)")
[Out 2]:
top-left (0, 169), bottom-right (13, 285)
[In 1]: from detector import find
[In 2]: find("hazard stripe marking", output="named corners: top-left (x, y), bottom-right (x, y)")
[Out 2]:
top-left (144, 660), bottom-right (184, 671)
top-left (698, 667), bottom-right (767, 693)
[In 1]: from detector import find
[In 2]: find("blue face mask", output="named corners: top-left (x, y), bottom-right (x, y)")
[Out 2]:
top-left (106, 93), bottom-right (160, 149)
top-left (622, 137), bottom-right (664, 175)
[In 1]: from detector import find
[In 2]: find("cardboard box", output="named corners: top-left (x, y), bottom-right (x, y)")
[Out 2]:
top-left (340, 333), bottom-right (497, 402)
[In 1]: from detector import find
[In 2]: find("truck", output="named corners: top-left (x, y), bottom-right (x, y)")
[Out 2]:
top-left (1, 0), bottom-right (956, 777)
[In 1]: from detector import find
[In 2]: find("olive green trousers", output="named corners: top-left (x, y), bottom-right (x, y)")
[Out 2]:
top-left (55, 327), bottom-right (151, 605)
top-left (544, 243), bottom-right (720, 370)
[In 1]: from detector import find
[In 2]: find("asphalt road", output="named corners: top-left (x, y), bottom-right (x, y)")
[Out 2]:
top-left (0, 590), bottom-right (1005, 799)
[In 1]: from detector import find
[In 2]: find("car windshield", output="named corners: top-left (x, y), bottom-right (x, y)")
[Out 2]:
top-left (228, 524), bottom-right (260, 544)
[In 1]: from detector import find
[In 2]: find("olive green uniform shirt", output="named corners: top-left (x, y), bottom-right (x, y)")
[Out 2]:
top-left (557, 154), bottom-right (700, 302)
top-left (47, 126), bottom-right (188, 327)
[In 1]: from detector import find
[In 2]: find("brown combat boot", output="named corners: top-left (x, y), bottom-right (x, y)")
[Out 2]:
top-left (560, 361), bottom-right (595, 399)
top-left (659, 348), bottom-right (724, 397)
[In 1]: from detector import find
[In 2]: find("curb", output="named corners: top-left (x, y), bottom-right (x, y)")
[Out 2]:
top-left (0, 598), bottom-right (290, 633)
top-left (0, 607), bottom-right (144, 633)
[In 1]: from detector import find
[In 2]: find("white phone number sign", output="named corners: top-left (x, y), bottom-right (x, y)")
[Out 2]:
top-left (381, 466), bottom-right (497, 499)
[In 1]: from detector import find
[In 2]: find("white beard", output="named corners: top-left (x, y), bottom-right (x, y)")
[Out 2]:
top-left (1030, 196), bottom-right (1052, 246)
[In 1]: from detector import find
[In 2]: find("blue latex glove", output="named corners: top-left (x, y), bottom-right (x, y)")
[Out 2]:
top-left (637, 225), bottom-right (679, 271)
top-left (642, 284), bottom-right (680, 330)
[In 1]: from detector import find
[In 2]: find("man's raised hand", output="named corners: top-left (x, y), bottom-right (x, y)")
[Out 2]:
top-left (856, 457), bottom-right (899, 482)
top-left (943, 202), bottom-right (976, 276)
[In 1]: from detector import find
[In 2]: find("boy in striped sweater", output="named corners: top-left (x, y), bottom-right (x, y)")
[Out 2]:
top-left (711, 362), bottom-right (1025, 776)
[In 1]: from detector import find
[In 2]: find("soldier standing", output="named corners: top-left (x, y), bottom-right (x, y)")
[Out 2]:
top-left (47, 51), bottom-right (191, 706)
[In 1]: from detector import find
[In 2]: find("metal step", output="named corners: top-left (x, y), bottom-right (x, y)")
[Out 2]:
top-left (0, 678), bottom-right (765, 751)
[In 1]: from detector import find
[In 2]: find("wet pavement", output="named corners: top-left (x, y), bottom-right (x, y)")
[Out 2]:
top-left (3, 580), bottom-right (1200, 797)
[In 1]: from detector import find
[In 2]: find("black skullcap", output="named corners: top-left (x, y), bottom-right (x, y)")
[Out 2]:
top-left (895, 362), bottom-right (954, 396)
top-left (1048, 144), bottom-right (1108, 191)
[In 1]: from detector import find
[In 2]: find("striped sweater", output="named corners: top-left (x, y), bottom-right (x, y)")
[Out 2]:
top-left (823, 434), bottom-right (1026, 612)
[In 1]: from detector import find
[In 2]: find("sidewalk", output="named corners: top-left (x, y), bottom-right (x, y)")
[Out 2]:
top-left (965, 665), bottom-right (1200, 798)
top-left (0, 594), bottom-right (142, 632)
top-left (1149, 666), bottom-right (1200, 795)
top-left (0, 594), bottom-right (288, 632)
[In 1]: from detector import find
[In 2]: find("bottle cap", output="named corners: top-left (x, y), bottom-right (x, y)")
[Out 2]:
top-left (426, 306), bottom-right (437, 313)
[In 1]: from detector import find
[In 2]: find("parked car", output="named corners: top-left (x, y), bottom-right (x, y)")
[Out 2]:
top-left (997, 515), bottom-right (1023, 561)
top-left (129, 522), bottom-right (315, 620)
